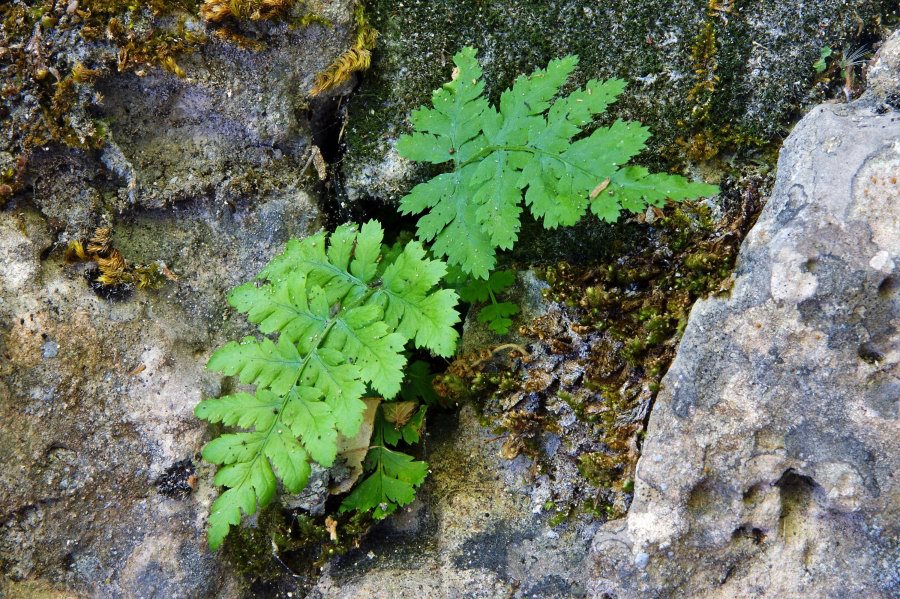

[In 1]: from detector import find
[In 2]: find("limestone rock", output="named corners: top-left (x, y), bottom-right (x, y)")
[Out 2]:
top-left (588, 34), bottom-right (900, 599)
top-left (0, 193), bottom-right (320, 596)
top-left (308, 404), bottom-right (598, 599)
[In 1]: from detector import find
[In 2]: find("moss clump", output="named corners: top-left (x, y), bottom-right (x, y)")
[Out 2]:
top-left (223, 503), bottom-right (374, 589)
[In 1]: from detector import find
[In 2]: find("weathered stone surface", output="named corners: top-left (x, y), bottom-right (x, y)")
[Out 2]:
top-left (2, 4), bottom-right (355, 592)
top-left (342, 0), bottom-right (893, 203)
top-left (308, 403), bottom-right (599, 599)
top-left (92, 23), bottom-right (335, 210)
top-left (588, 35), bottom-right (900, 599)
top-left (0, 193), bottom-right (320, 596)
top-left (869, 29), bottom-right (900, 105)
top-left (7, 0), bottom-right (357, 234)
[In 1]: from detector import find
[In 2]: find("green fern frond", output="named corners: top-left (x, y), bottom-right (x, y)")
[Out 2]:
top-left (340, 407), bottom-right (428, 518)
top-left (398, 47), bottom-right (720, 279)
top-left (459, 270), bottom-right (520, 334)
top-left (196, 221), bottom-right (459, 549)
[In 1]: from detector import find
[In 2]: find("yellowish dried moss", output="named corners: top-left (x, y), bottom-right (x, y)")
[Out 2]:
top-left (310, 2), bottom-right (377, 95)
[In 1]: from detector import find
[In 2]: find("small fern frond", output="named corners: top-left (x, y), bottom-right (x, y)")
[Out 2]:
top-left (397, 47), bottom-right (720, 279)
top-left (197, 220), bottom-right (459, 549)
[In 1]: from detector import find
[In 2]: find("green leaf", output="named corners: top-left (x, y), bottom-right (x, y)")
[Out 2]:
top-left (207, 336), bottom-right (302, 396)
top-left (458, 270), bottom-right (516, 303)
top-left (478, 301), bottom-right (519, 335)
top-left (206, 457), bottom-right (276, 550)
top-left (399, 360), bottom-right (440, 406)
top-left (814, 46), bottom-right (832, 73)
top-left (340, 446), bottom-right (429, 519)
top-left (398, 47), bottom-right (719, 277)
top-left (195, 391), bottom-right (280, 431)
top-left (202, 432), bottom-right (268, 465)
top-left (198, 222), bottom-right (460, 548)
top-left (592, 166), bottom-right (720, 221)
top-left (301, 348), bottom-right (366, 436)
top-left (265, 431), bottom-right (311, 494)
top-left (401, 166), bottom-right (497, 279)
top-left (396, 132), bottom-right (453, 164)
top-left (329, 304), bottom-right (407, 398)
top-left (399, 405), bottom-right (427, 445)
top-left (228, 279), bottom-right (327, 350)
top-left (376, 240), bottom-right (460, 356)
top-left (281, 387), bottom-right (338, 466)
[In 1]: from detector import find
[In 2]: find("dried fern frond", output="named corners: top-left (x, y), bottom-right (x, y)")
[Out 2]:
top-left (132, 264), bottom-right (168, 290)
top-left (95, 249), bottom-right (129, 285)
top-left (199, 0), bottom-right (234, 23)
top-left (64, 240), bottom-right (89, 263)
top-left (162, 56), bottom-right (186, 78)
top-left (311, 46), bottom-right (372, 95)
top-left (65, 227), bottom-right (175, 293)
top-left (72, 63), bottom-right (101, 84)
top-left (212, 27), bottom-right (266, 51)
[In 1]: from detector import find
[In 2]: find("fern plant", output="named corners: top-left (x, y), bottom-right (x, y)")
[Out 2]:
top-left (196, 221), bottom-right (459, 549)
top-left (397, 47), bottom-right (719, 279)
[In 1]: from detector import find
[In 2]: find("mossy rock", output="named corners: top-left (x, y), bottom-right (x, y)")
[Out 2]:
top-left (342, 0), bottom-right (894, 203)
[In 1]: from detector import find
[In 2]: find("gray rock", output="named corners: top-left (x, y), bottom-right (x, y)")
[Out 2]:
top-left (93, 27), bottom-right (327, 210)
top-left (0, 190), bottom-right (319, 596)
top-left (868, 29), bottom-right (900, 105)
top-left (308, 404), bottom-right (598, 599)
top-left (9, 1), bottom-right (359, 239)
top-left (588, 32), bottom-right (900, 599)
top-left (41, 340), bottom-right (59, 359)
top-left (283, 464), bottom-right (331, 517)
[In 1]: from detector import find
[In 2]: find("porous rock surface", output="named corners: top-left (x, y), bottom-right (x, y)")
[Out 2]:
top-left (308, 400), bottom-right (599, 599)
top-left (4, 0), bottom-right (357, 239)
top-left (589, 35), bottom-right (900, 598)
top-left (0, 194), bottom-right (320, 598)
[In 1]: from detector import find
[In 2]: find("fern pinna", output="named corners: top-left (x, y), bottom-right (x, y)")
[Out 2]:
top-left (196, 221), bottom-right (459, 549)
top-left (397, 47), bottom-right (719, 279)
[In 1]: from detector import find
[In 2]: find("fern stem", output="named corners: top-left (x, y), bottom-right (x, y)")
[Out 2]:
top-left (458, 143), bottom-right (600, 181)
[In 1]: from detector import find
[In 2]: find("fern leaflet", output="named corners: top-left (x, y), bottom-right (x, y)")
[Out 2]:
top-left (340, 407), bottom-right (429, 518)
top-left (459, 269), bottom-right (520, 334)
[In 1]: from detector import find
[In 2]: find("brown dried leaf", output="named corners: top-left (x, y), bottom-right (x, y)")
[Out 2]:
top-left (381, 401), bottom-right (417, 427)
top-left (324, 516), bottom-right (338, 542)
top-left (589, 178), bottom-right (610, 200)
top-left (329, 397), bottom-right (380, 495)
